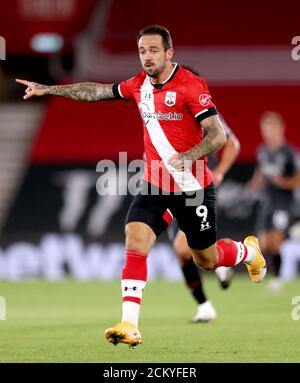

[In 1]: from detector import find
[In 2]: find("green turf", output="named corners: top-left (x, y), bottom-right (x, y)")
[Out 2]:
top-left (0, 275), bottom-right (300, 362)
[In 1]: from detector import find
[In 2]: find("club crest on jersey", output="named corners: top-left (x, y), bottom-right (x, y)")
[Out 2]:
top-left (165, 91), bottom-right (177, 106)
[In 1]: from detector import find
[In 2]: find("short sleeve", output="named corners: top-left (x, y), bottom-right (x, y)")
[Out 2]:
top-left (113, 77), bottom-right (136, 101)
top-left (186, 78), bottom-right (217, 123)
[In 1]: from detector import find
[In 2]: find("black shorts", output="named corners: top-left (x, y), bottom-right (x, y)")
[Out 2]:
top-left (125, 182), bottom-right (217, 250)
top-left (255, 200), bottom-right (293, 233)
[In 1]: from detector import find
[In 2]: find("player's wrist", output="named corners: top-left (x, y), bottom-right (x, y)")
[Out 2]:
top-left (183, 150), bottom-right (197, 163)
top-left (47, 85), bottom-right (56, 95)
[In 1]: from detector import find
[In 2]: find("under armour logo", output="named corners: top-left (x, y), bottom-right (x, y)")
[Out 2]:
top-left (200, 222), bottom-right (211, 231)
top-left (124, 286), bottom-right (138, 291)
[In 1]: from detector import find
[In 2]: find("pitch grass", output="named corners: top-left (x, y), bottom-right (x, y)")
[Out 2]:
top-left (0, 275), bottom-right (300, 362)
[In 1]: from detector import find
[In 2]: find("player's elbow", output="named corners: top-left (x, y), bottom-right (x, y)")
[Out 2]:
top-left (227, 135), bottom-right (241, 155)
top-left (232, 135), bottom-right (241, 154)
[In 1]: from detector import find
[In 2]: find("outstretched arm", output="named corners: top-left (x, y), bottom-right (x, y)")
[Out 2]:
top-left (169, 115), bottom-right (227, 170)
top-left (15, 79), bottom-right (115, 102)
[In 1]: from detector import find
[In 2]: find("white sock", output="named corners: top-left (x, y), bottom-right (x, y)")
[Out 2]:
top-left (244, 244), bottom-right (257, 264)
top-left (121, 279), bottom-right (145, 327)
top-left (122, 301), bottom-right (140, 327)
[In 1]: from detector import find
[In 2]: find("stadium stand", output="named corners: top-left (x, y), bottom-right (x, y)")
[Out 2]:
top-left (0, 0), bottom-right (97, 55)
top-left (102, 0), bottom-right (300, 51)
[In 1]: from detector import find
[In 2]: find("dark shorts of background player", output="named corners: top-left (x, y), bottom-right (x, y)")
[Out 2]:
top-left (255, 199), bottom-right (294, 234)
top-left (125, 181), bottom-right (217, 250)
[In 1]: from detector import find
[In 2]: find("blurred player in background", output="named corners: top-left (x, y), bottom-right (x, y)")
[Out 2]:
top-left (170, 113), bottom-right (240, 322)
top-left (248, 111), bottom-right (300, 291)
top-left (16, 25), bottom-right (266, 348)
top-left (279, 221), bottom-right (300, 283)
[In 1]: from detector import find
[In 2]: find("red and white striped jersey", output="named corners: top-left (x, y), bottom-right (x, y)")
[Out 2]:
top-left (113, 64), bottom-right (217, 192)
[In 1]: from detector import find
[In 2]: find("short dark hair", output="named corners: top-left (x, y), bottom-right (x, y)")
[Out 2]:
top-left (137, 25), bottom-right (173, 51)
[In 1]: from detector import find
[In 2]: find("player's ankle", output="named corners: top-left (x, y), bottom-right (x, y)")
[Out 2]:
top-left (244, 244), bottom-right (256, 264)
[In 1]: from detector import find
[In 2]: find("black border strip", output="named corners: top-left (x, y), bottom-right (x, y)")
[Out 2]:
top-left (196, 107), bottom-right (218, 123)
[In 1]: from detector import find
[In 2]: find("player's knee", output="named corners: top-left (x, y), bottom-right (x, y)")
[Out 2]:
top-left (193, 255), bottom-right (216, 271)
top-left (125, 224), bottom-right (155, 252)
top-left (125, 231), bottom-right (145, 251)
top-left (201, 261), bottom-right (216, 271)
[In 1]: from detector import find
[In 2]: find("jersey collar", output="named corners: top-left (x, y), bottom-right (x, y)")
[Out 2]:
top-left (149, 63), bottom-right (180, 89)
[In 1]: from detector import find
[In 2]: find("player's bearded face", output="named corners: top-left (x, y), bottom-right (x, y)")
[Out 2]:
top-left (143, 56), bottom-right (167, 77)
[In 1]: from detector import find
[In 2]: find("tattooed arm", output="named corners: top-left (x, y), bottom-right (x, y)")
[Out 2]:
top-left (15, 79), bottom-right (115, 102)
top-left (169, 115), bottom-right (227, 170)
